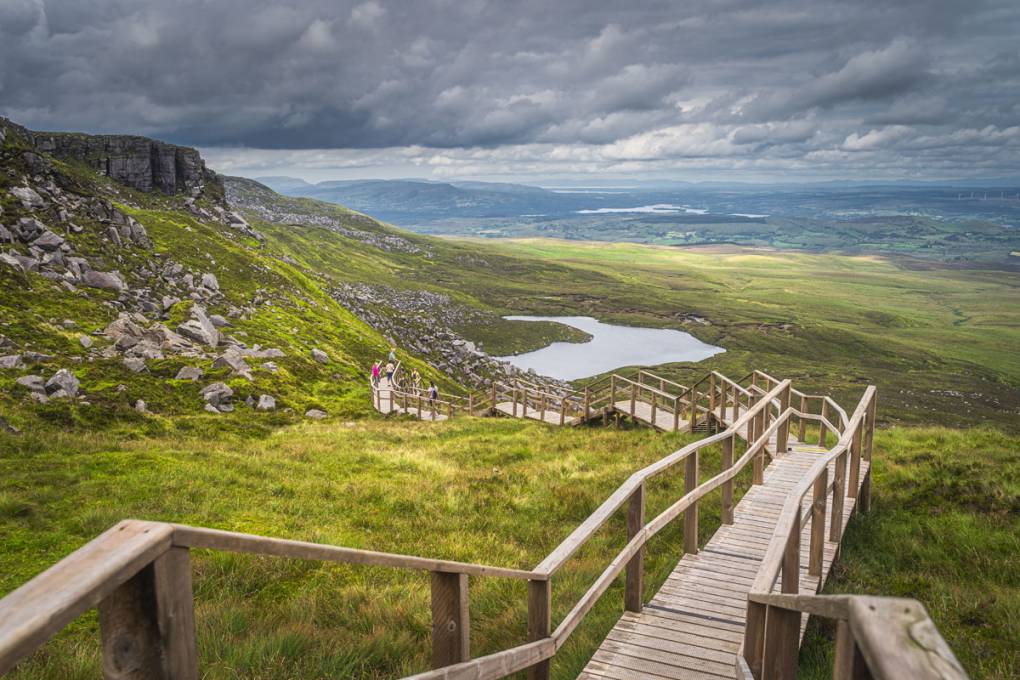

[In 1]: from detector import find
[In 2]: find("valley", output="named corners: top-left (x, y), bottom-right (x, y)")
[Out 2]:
top-left (0, 120), bottom-right (1018, 679)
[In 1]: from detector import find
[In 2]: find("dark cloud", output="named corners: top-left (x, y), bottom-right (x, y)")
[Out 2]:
top-left (1, 0), bottom-right (1018, 179)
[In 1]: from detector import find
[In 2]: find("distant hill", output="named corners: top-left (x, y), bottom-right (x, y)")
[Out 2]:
top-left (255, 176), bottom-right (592, 222)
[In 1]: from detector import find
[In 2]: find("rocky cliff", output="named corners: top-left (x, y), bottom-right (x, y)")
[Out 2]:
top-left (1, 118), bottom-right (216, 196)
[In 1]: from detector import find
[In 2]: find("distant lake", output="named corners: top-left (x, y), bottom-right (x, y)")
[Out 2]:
top-left (496, 315), bottom-right (724, 381)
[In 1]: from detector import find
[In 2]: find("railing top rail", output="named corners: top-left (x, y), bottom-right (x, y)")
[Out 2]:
top-left (533, 379), bottom-right (791, 577)
top-left (637, 369), bottom-right (688, 392)
top-left (608, 373), bottom-right (680, 401)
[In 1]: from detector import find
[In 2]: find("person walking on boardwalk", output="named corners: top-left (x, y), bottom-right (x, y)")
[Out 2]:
top-left (370, 361), bottom-right (380, 387)
top-left (388, 346), bottom-right (397, 363)
top-left (411, 369), bottom-right (422, 394)
top-left (427, 381), bottom-right (439, 412)
top-left (385, 360), bottom-right (395, 384)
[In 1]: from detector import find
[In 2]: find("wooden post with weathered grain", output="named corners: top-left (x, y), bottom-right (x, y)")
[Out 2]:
top-left (848, 420), bottom-right (863, 498)
top-left (743, 600), bottom-right (767, 679)
top-left (672, 397), bottom-right (680, 432)
top-left (99, 553), bottom-right (198, 680)
top-left (559, 397), bottom-right (566, 426)
top-left (630, 383), bottom-right (637, 418)
top-left (540, 393), bottom-right (547, 422)
top-left (708, 374), bottom-right (716, 424)
top-left (763, 513), bottom-right (801, 680)
top-left (625, 483), bottom-right (645, 613)
top-left (798, 394), bottom-right (808, 442)
top-left (809, 467), bottom-right (828, 577)
top-left (819, 399), bottom-right (830, 446)
top-left (610, 375), bottom-right (617, 408)
top-left (650, 391), bottom-right (657, 426)
top-left (491, 382), bottom-right (497, 413)
top-left (830, 450), bottom-right (847, 542)
top-left (776, 381), bottom-right (791, 453)
top-left (431, 571), bottom-right (470, 668)
top-left (684, 451), bottom-right (699, 554)
top-left (731, 384), bottom-right (739, 422)
top-left (688, 387), bottom-right (698, 432)
top-left (527, 580), bottom-right (551, 680)
top-left (721, 435), bottom-right (734, 525)
top-left (583, 386), bottom-right (590, 420)
top-left (860, 393), bottom-right (877, 512)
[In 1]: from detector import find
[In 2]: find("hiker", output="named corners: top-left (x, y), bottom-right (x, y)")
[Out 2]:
top-left (386, 361), bottom-right (395, 384)
top-left (388, 346), bottom-right (397, 363)
top-left (427, 381), bottom-right (439, 410)
top-left (411, 369), bottom-right (422, 394)
top-left (370, 361), bottom-right (380, 387)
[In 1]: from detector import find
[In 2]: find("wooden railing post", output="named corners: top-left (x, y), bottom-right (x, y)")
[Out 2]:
top-left (832, 619), bottom-right (866, 680)
top-left (798, 395), bottom-right (808, 442)
top-left (491, 382), bottom-right (497, 412)
top-left (708, 374), bottom-right (716, 423)
top-left (731, 384), bottom-right (739, 422)
top-left (583, 386), bottom-right (590, 420)
top-left (848, 420), bottom-right (863, 498)
top-left (688, 388), bottom-right (697, 432)
top-left (650, 391), bottom-right (657, 425)
top-left (721, 435), bottom-right (734, 524)
top-left (672, 397), bottom-right (680, 432)
top-left (776, 382), bottom-right (791, 453)
top-left (630, 383), bottom-right (637, 418)
top-left (830, 450), bottom-right (847, 542)
top-left (684, 451), bottom-right (699, 554)
top-left (431, 571), bottom-right (470, 668)
top-left (527, 580), bottom-right (551, 680)
top-left (750, 395), bottom-right (764, 485)
top-left (540, 393), bottom-right (547, 422)
top-left (99, 550), bottom-right (198, 680)
top-left (743, 601), bottom-right (766, 679)
top-left (819, 399), bottom-right (830, 446)
top-left (610, 375), bottom-right (617, 407)
top-left (860, 393), bottom-right (877, 513)
top-left (809, 467), bottom-right (828, 577)
top-left (763, 513), bottom-right (801, 680)
top-left (512, 387), bottom-right (519, 417)
top-left (625, 483), bottom-right (645, 612)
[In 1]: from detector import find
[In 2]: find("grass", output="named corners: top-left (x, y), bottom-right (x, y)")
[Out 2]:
top-left (800, 426), bottom-right (1020, 679)
top-left (1, 417), bottom-right (1016, 678)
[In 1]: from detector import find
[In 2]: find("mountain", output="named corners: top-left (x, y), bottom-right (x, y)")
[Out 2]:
top-left (255, 176), bottom-right (581, 222)
top-left (0, 119), bottom-right (570, 432)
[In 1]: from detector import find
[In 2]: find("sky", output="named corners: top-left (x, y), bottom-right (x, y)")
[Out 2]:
top-left (1, 0), bottom-right (1019, 184)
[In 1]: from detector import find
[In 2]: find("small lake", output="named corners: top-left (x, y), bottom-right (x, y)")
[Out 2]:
top-left (495, 315), bottom-right (724, 381)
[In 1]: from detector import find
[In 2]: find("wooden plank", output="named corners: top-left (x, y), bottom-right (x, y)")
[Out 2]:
top-left (527, 580), bottom-right (551, 680)
top-left (625, 484), bottom-right (644, 613)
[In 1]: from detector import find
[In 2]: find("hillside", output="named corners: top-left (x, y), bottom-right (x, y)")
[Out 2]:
top-left (1, 120), bottom-right (1019, 679)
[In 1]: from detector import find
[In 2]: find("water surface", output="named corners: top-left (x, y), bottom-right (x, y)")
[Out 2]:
top-left (496, 315), bottom-right (724, 380)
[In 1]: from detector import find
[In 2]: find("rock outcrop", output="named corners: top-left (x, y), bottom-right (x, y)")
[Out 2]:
top-left (30, 132), bottom-right (218, 196)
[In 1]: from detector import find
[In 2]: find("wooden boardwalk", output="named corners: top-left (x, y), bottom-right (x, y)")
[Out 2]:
top-left (613, 400), bottom-right (688, 432)
top-left (579, 440), bottom-right (867, 680)
top-left (494, 401), bottom-right (580, 425)
top-left (373, 378), bottom-right (450, 421)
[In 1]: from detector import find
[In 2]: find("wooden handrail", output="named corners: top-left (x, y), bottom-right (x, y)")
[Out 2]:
top-left (739, 594), bottom-right (967, 680)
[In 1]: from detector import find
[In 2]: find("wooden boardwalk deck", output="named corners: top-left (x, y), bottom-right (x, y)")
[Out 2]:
top-left (613, 400), bottom-right (688, 432)
top-left (578, 441), bottom-right (867, 680)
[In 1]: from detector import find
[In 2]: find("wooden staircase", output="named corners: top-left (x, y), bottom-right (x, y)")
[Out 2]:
top-left (0, 370), bottom-right (968, 680)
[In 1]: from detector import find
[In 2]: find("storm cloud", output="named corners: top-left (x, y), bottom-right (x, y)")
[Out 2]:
top-left (1, 0), bottom-right (1018, 180)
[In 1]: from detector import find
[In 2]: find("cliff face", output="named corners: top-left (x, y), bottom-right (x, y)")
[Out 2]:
top-left (30, 132), bottom-right (215, 196)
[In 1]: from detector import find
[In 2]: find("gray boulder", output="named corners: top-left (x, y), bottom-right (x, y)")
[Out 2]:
top-left (11, 186), bottom-right (45, 210)
top-left (0, 355), bottom-right (23, 370)
top-left (134, 399), bottom-right (147, 413)
top-left (45, 369), bottom-right (79, 397)
top-left (16, 375), bottom-right (45, 392)
top-left (201, 273), bottom-right (219, 291)
top-left (311, 348), bottom-right (330, 364)
top-left (177, 306), bottom-right (218, 347)
top-left (122, 357), bottom-right (147, 373)
top-left (79, 335), bottom-right (93, 349)
top-left (256, 394), bottom-right (276, 411)
top-left (305, 408), bottom-right (327, 420)
top-left (200, 381), bottom-right (233, 407)
top-left (175, 366), bottom-right (204, 381)
top-left (82, 270), bottom-right (126, 292)
top-left (0, 253), bottom-right (25, 275)
top-left (204, 403), bottom-right (220, 414)
top-left (209, 314), bottom-right (231, 328)
top-left (32, 230), bottom-right (65, 251)
top-left (0, 224), bottom-right (12, 243)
